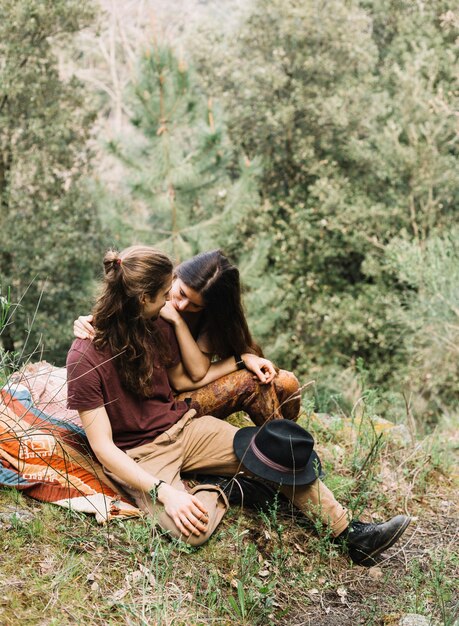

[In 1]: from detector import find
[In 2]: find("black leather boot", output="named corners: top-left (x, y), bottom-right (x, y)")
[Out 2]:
top-left (340, 515), bottom-right (411, 566)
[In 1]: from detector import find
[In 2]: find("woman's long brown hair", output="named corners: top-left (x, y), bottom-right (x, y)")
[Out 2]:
top-left (92, 245), bottom-right (173, 397)
top-left (175, 250), bottom-right (262, 358)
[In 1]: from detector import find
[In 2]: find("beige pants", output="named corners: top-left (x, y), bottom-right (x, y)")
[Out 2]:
top-left (107, 410), bottom-right (349, 545)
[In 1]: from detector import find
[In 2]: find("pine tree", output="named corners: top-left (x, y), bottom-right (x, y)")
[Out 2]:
top-left (107, 43), bottom-right (260, 262)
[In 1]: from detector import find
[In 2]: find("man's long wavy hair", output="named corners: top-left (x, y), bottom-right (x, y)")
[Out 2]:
top-left (92, 245), bottom-right (173, 397)
top-left (175, 250), bottom-right (262, 358)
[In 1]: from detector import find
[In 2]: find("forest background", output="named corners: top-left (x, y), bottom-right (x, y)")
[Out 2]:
top-left (1, 0), bottom-right (458, 426)
top-left (1, 2), bottom-right (459, 625)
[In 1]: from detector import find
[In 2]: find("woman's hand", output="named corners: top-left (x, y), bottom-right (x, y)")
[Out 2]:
top-left (159, 301), bottom-right (182, 326)
top-left (74, 314), bottom-right (95, 340)
top-left (241, 353), bottom-right (277, 384)
top-left (158, 483), bottom-right (209, 537)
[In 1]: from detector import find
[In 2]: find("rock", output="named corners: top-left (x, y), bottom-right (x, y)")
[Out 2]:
top-left (399, 614), bottom-right (431, 626)
top-left (314, 413), bottom-right (341, 430)
top-left (0, 506), bottom-right (35, 526)
top-left (312, 412), bottom-right (411, 446)
top-left (368, 566), bottom-right (383, 580)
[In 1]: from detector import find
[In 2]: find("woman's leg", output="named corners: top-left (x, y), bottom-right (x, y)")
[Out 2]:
top-left (273, 370), bottom-right (302, 421)
top-left (176, 369), bottom-right (301, 426)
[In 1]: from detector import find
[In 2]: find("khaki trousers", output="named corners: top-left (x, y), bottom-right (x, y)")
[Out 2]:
top-left (107, 410), bottom-right (349, 546)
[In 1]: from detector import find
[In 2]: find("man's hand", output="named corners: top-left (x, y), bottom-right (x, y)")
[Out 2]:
top-left (159, 301), bottom-right (182, 325)
top-left (74, 314), bottom-right (95, 340)
top-left (158, 483), bottom-right (209, 537)
top-left (241, 353), bottom-right (277, 384)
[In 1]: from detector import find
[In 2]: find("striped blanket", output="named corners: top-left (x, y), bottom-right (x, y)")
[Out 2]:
top-left (0, 364), bottom-right (140, 523)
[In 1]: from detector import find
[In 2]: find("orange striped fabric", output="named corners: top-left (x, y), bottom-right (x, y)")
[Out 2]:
top-left (0, 388), bottom-right (141, 523)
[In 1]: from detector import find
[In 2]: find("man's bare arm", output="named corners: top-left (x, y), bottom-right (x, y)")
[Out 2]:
top-left (79, 406), bottom-right (208, 537)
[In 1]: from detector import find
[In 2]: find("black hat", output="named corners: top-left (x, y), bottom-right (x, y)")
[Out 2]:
top-left (233, 420), bottom-right (322, 486)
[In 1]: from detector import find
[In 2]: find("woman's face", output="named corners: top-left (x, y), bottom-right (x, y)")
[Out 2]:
top-left (170, 277), bottom-right (205, 313)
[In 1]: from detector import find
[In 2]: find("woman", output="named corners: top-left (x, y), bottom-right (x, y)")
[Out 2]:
top-left (74, 250), bottom-right (301, 426)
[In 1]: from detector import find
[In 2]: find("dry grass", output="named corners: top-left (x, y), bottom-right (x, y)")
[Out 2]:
top-left (1, 409), bottom-right (458, 626)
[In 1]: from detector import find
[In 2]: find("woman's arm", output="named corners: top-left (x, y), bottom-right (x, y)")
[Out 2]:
top-left (74, 310), bottom-right (277, 386)
top-left (168, 352), bottom-right (277, 392)
top-left (160, 302), bottom-right (211, 381)
top-left (79, 406), bottom-right (209, 537)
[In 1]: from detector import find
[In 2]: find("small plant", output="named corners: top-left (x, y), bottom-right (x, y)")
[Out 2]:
top-left (218, 521), bottom-right (278, 625)
top-left (0, 287), bottom-right (11, 329)
top-left (258, 494), bottom-right (284, 542)
top-left (403, 551), bottom-right (459, 625)
top-left (427, 552), bottom-right (459, 626)
top-left (0, 287), bottom-right (14, 383)
top-left (227, 578), bottom-right (249, 622)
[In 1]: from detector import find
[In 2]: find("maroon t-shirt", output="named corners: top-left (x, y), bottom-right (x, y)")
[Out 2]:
top-left (66, 319), bottom-right (189, 451)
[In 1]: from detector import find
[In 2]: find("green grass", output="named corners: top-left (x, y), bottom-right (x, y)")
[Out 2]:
top-left (1, 405), bottom-right (458, 626)
top-left (2, 287), bottom-right (459, 623)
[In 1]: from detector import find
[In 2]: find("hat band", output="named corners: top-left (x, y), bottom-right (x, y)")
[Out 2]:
top-left (250, 437), bottom-right (306, 474)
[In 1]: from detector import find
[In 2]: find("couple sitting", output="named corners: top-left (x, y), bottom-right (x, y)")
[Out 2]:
top-left (67, 245), bottom-right (410, 564)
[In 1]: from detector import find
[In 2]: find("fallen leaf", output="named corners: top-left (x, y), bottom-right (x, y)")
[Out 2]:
top-left (368, 567), bottom-right (383, 581)
top-left (126, 570), bottom-right (142, 585)
top-left (38, 559), bottom-right (54, 575)
top-left (110, 587), bottom-right (130, 602)
top-left (307, 591), bottom-right (321, 603)
top-left (337, 586), bottom-right (347, 604)
top-left (294, 543), bottom-right (305, 554)
top-left (138, 564), bottom-right (156, 586)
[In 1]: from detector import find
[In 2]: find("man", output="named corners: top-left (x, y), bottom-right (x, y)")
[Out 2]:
top-left (67, 245), bottom-right (410, 562)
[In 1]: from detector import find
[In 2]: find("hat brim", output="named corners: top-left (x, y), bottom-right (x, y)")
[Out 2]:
top-left (233, 426), bottom-right (322, 486)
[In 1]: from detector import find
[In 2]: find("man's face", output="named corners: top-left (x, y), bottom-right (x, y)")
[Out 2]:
top-left (141, 277), bottom-right (173, 320)
top-left (170, 277), bottom-right (205, 313)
